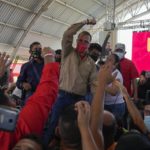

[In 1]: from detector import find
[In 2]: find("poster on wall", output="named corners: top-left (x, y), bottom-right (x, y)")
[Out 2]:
top-left (132, 31), bottom-right (150, 74)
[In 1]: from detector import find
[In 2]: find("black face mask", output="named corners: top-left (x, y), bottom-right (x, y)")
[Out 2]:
top-left (90, 54), bottom-right (99, 62)
top-left (31, 48), bottom-right (42, 59)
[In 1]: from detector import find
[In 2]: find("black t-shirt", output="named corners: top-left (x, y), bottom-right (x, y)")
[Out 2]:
top-left (138, 71), bottom-right (150, 99)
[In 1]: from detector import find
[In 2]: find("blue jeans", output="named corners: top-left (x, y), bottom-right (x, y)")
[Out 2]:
top-left (104, 103), bottom-right (125, 119)
top-left (85, 91), bottom-right (93, 104)
top-left (42, 90), bottom-right (85, 145)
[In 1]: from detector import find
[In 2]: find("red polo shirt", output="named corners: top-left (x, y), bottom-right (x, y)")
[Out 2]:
top-left (119, 58), bottom-right (139, 96)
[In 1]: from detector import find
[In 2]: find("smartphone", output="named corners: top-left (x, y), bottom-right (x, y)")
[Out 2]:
top-left (0, 106), bottom-right (20, 132)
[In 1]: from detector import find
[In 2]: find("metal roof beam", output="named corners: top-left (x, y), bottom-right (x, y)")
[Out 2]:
top-left (0, 21), bottom-right (25, 30)
top-left (97, 0), bottom-right (139, 21)
top-left (0, 17), bottom-right (62, 42)
top-left (10, 0), bottom-right (56, 60)
top-left (124, 8), bottom-right (150, 22)
top-left (0, 0), bottom-right (36, 14)
top-left (1, 0), bottom-right (70, 27)
top-left (118, 19), bottom-right (150, 25)
top-left (42, 15), bottom-right (70, 26)
top-left (56, 0), bottom-right (91, 17)
top-left (93, 0), bottom-right (106, 8)
top-left (30, 30), bottom-right (61, 40)
top-left (91, 0), bottom-right (140, 35)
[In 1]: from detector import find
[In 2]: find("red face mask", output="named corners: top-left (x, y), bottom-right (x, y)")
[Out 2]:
top-left (76, 44), bottom-right (89, 53)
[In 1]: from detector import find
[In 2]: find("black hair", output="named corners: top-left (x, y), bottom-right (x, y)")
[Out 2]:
top-left (0, 88), bottom-right (9, 105)
top-left (55, 49), bottom-right (62, 55)
top-left (59, 105), bottom-right (81, 149)
top-left (112, 53), bottom-right (120, 64)
top-left (88, 43), bottom-right (102, 52)
top-left (78, 31), bottom-right (92, 41)
top-left (22, 134), bottom-right (46, 150)
top-left (115, 131), bottom-right (150, 150)
top-left (29, 42), bottom-right (41, 52)
top-left (103, 114), bottom-right (117, 149)
top-left (0, 71), bottom-right (9, 88)
top-left (112, 53), bottom-right (120, 71)
top-left (144, 100), bottom-right (150, 106)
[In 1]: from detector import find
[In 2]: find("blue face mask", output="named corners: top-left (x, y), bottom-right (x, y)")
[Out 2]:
top-left (114, 52), bottom-right (124, 60)
top-left (144, 116), bottom-right (150, 131)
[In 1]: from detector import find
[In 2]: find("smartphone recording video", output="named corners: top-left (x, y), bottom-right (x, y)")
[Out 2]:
top-left (0, 106), bottom-right (19, 132)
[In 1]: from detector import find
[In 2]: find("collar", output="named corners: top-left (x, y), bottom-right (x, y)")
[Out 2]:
top-left (77, 52), bottom-right (88, 61)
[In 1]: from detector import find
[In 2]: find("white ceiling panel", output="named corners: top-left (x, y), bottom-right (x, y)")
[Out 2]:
top-left (0, 0), bottom-right (148, 60)
top-left (0, 26), bottom-right (23, 45)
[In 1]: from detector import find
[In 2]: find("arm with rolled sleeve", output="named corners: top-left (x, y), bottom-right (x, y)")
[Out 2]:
top-left (61, 22), bottom-right (85, 59)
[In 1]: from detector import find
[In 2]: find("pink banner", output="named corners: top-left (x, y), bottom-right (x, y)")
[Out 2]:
top-left (132, 31), bottom-right (150, 74)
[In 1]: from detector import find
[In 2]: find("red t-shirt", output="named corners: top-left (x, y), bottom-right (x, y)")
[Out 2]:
top-left (120, 58), bottom-right (139, 96)
top-left (0, 63), bottom-right (59, 150)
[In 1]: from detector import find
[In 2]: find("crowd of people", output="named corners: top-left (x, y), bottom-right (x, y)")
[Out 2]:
top-left (0, 18), bottom-right (150, 150)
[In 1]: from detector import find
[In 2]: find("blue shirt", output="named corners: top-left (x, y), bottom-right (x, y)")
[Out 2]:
top-left (16, 60), bottom-right (44, 92)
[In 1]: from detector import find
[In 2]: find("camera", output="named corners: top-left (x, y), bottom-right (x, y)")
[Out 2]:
top-left (0, 106), bottom-right (19, 132)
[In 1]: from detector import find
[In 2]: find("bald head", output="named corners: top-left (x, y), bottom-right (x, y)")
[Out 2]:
top-left (103, 110), bottom-right (116, 126)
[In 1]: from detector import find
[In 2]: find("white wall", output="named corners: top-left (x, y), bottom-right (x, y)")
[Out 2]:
top-left (117, 30), bottom-right (133, 60)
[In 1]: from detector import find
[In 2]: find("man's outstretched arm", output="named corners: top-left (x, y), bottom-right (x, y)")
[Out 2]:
top-left (62, 18), bottom-right (96, 58)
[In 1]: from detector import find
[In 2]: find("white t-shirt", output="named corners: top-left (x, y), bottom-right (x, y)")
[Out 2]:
top-left (104, 69), bottom-right (124, 105)
top-left (12, 87), bottom-right (22, 98)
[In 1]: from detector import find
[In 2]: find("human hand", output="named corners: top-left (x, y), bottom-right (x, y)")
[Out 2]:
top-left (114, 80), bottom-right (129, 98)
top-left (83, 17), bottom-right (96, 25)
top-left (75, 101), bottom-right (91, 132)
top-left (22, 82), bottom-right (32, 91)
top-left (133, 95), bottom-right (139, 101)
top-left (42, 47), bottom-right (55, 64)
top-left (0, 52), bottom-right (11, 78)
top-left (98, 61), bottom-right (116, 84)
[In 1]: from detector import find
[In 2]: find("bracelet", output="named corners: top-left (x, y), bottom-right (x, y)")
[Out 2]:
top-left (44, 53), bottom-right (54, 57)
top-left (82, 20), bottom-right (87, 25)
top-left (82, 19), bottom-right (90, 25)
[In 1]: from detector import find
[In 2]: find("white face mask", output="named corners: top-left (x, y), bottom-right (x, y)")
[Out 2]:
top-left (144, 116), bottom-right (150, 132)
top-left (115, 52), bottom-right (124, 60)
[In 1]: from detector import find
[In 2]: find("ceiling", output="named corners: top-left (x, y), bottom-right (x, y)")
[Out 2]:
top-left (0, 0), bottom-right (149, 60)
